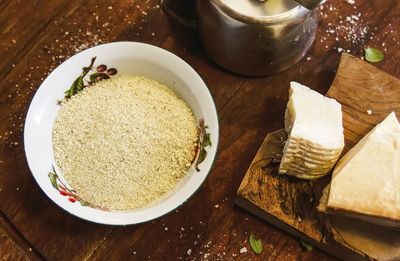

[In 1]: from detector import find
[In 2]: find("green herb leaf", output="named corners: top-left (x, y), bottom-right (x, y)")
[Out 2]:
top-left (76, 76), bottom-right (84, 92)
top-left (65, 76), bottom-right (84, 98)
top-left (202, 133), bottom-right (212, 148)
top-left (63, 57), bottom-right (99, 99)
top-left (82, 56), bottom-right (97, 76)
top-left (90, 74), bottom-right (98, 84)
top-left (249, 233), bottom-right (262, 254)
top-left (300, 240), bottom-right (313, 251)
top-left (195, 148), bottom-right (207, 171)
top-left (48, 172), bottom-right (59, 190)
top-left (195, 119), bottom-right (211, 171)
top-left (80, 200), bottom-right (90, 206)
top-left (89, 72), bottom-right (102, 84)
top-left (365, 47), bottom-right (384, 63)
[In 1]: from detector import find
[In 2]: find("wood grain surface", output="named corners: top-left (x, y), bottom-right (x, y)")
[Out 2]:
top-left (2, 0), bottom-right (400, 260)
top-left (236, 54), bottom-right (400, 261)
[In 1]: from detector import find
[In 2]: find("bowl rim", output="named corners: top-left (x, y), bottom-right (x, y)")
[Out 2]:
top-left (23, 41), bottom-right (220, 225)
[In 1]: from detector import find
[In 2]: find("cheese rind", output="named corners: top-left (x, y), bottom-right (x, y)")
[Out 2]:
top-left (323, 112), bottom-right (400, 227)
top-left (279, 82), bottom-right (344, 179)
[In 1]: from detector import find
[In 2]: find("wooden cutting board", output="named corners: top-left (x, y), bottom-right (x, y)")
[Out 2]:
top-left (235, 53), bottom-right (400, 261)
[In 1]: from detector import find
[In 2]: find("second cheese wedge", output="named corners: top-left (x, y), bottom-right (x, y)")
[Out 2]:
top-left (279, 82), bottom-right (344, 179)
top-left (321, 112), bottom-right (400, 228)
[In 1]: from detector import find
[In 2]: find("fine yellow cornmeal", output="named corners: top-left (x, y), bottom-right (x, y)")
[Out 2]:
top-left (52, 75), bottom-right (199, 210)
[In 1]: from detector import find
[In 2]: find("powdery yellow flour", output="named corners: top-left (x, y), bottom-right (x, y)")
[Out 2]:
top-left (52, 75), bottom-right (198, 210)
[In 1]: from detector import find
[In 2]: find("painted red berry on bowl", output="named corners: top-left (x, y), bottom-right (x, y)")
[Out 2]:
top-left (107, 68), bottom-right (117, 75)
top-left (97, 64), bottom-right (107, 72)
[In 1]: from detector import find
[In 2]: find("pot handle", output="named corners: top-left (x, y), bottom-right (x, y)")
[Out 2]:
top-left (160, 0), bottom-right (197, 29)
top-left (293, 0), bottom-right (326, 9)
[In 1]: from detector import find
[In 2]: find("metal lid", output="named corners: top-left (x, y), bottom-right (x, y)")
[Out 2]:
top-left (216, 0), bottom-right (309, 23)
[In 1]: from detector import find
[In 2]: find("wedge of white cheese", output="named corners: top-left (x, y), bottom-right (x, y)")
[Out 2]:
top-left (279, 82), bottom-right (344, 179)
top-left (322, 112), bottom-right (400, 228)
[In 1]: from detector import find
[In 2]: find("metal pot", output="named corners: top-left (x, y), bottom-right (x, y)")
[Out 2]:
top-left (162, 0), bottom-right (320, 76)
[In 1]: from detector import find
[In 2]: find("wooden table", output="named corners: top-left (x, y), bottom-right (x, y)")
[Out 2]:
top-left (2, 0), bottom-right (400, 260)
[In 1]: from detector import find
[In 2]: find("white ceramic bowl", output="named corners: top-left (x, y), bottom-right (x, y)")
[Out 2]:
top-left (24, 42), bottom-right (219, 225)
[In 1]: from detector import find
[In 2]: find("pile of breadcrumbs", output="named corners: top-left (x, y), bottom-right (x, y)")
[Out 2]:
top-left (52, 75), bottom-right (199, 210)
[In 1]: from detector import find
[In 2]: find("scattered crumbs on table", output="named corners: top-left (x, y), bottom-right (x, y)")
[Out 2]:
top-left (187, 248), bottom-right (192, 255)
top-left (16, 187), bottom-right (19, 191)
top-left (108, 5), bottom-right (113, 9)
top-left (216, 251), bottom-right (226, 259)
top-left (181, 227), bottom-right (185, 231)
top-left (306, 57), bottom-right (311, 60)
top-left (133, 251), bottom-right (136, 255)
top-left (164, 227), bottom-right (168, 231)
top-left (214, 204), bottom-right (219, 208)
top-left (367, 109), bottom-right (372, 115)
top-left (319, 1), bottom-right (370, 56)
top-left (318, 0), bottom-right (399, 61)
top-left (28, 248), bottom-right (32, 252)
top-left (240, 247), bottom-right (247, 254)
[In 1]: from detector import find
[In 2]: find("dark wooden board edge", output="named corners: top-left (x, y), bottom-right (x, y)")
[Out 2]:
top-left (234, 196), bottom-right (365, 261)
